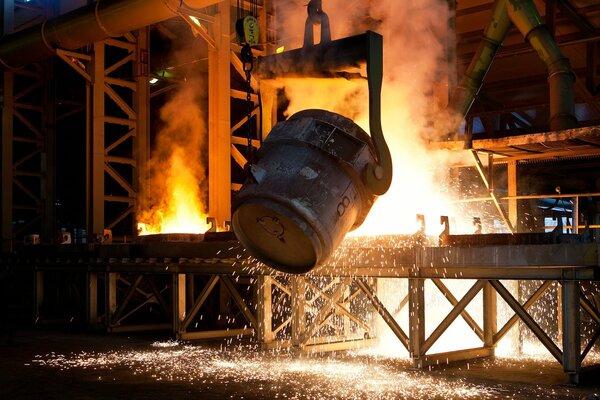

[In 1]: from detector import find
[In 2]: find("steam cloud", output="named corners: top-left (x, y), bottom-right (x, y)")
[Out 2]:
top-left (275, 0), bottom-right (470, 235)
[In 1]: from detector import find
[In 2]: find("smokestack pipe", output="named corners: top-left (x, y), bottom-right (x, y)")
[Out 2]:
top-left (506, 0), bottom-right (577, 131)
top-left (448, 0), bottom-right (576, 137)
top-left (0, 0), bottom-right (216, 69)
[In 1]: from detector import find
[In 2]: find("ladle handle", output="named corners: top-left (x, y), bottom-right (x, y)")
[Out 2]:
top-left (365, 33), bottom-right (393, 196)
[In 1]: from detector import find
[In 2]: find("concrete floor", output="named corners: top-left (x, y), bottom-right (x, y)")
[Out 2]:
top-left (1, 329), bottom-right (599, 400)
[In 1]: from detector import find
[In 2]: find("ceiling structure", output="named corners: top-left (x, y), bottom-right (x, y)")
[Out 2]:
top-left (448, 0), bottom-right (600, 162)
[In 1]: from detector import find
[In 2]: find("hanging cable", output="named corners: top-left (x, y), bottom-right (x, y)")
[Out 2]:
top-left (235, 0), bottom-right (260, 172)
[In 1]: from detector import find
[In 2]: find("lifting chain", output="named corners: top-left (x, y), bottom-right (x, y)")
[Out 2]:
top-left (236, 0), bottom-right (259, 171)
top-left (241, 43), bottom-right (255, 166)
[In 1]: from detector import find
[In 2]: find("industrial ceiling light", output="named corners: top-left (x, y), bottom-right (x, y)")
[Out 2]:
top-left (149, 77), bottom-right (159, 84)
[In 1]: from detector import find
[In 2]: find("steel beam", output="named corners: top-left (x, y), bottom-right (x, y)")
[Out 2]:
top-left (432, 278), bottom-right (484, 341)
top-left (561, 280), bottom-right (581, 383)
top-left (111, 274), bottom-right (143, 326)
top-left (105, 272), bottom-right (117, 327)
top-left (409, 277), bottom-right (425, 365)
top-left (494, 280), bottom-right (552, 344)
top-left (172, 274), bottom-right (186, 333)
top-left (179, 328), bottom-right (254, 341)
top-left (134, 27), bottom-right (149, 234)
top-left (90, 41), bottom-right (105, 237)
top-left (208, 0), bottom-right (231, 228)
top-left (355, 278), bottom-right (409, 350)
top-left (87, 272), bottom-right (98, 327)
top-left (508, 161), bottom-right (517, 231)
top-left (291, 276), bottom-right (306, 347)
top-left (483, 281), bottom-right (497, 349)
top-left (421, 280), bottom-right (485, 354)
top-left (490, 279), bottom-right (563, 364)
top-left (302, 277), bottom-right (352, 345)
top-left (417, 347), bottom-right (495, 368)
top-left (181, 275), bottom-right (219, 331)
top-left (221, 275), bottom-right (257, 330)
top-left (471, 150), bottom-right (515, 233)
top-left (1, 71), bottom-right (14, 252)
top-left (257, 275), bottom-right (274, 344)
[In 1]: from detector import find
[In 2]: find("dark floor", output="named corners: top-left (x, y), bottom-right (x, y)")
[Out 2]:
top-left (1, 329), bottom-right (599, 400)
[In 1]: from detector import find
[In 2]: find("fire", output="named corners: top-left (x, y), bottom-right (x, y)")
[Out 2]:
top-left (137, 77), bottom-right (212, 235)
top-left (137, 148), bottom-right (212, 235)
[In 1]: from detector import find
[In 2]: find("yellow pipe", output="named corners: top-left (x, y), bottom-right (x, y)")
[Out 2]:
top-left (0, 0), bottom-right (217, 68)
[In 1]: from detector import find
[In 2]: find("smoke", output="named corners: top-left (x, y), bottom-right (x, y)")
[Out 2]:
top-left (274, 0), bottom-right (470, 235)
top-left (137, 76), bottom-right (211, 234)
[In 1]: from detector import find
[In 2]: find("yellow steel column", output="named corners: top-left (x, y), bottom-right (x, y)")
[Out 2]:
top-left (90, 41), bottom-right (106, 237)
top-left (173, 274), bottom-right (186, 334)
top-left (134, 27), bottom-right (150, 233)
top-left (208, 0), bottom-right (232, 228)
top-left (257, 276), bottom-right (274, 346)
top-left (508, 161), bottom-right (517, 231)
top-left (291, 276), bottom-right (306, 347)
top-left (483, 281), bottom-right (497, 350)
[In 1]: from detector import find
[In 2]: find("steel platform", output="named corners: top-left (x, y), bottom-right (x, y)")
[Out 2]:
top-left (2, 237), bottom-right (599, 384)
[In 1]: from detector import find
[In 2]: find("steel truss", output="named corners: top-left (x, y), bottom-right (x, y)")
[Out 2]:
top-left (2, 64), bottom-right (54, 247)
top-left (88, 31), bottom-right (149, 237)
top-left (179, 0), bottom-right (275, 226)
top-left (2, 0), bottom-right (53, 250)
top-left (6, 240), bottom-right (599, 384)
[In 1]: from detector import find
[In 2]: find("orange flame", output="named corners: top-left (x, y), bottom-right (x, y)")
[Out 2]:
top-left (137, 78), bottom-right (212, 235)
top-left (137, 148), bottom-right (212, 235)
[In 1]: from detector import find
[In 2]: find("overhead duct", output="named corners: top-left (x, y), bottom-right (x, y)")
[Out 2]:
top-left (449, 0), bottom-right (511, 120)
top-left (448, 0), bottom-right (576, 137)
top-left (0, 0), bottom-right (217, 68)
top-left (506, 0), bottom-right (577, 131)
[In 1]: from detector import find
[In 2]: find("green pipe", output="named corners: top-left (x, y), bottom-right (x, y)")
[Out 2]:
top-left (0, 0), bottom-right (215, 68)
top-left (507, 0), bottom-right (576, 131)
top-left (449, 0), bottom-right (511, 120)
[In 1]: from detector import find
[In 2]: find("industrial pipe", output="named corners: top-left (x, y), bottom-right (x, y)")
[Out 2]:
top-left (448, 0), bottom-right (511, 119)
top-left (448, 0), bottom-right (576, 136)
top-left (506, 0), bottom-right (577, 131)
top-left (0, 0), bottom-right (216, 68)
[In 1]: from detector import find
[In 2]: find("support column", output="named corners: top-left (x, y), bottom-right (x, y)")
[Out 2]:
top-left (571, 196), bottom-right (579, 234)
top-left (409, 278), bottom-right (425, 366)
top-left (208, 0), bottom-right (232, 228)
top-left (33, 270), bottom-right (44, 322)
top-left (483, 280), bottom-right (497, 351)
top-left (42, 59), bottom-right (56, 243)
top-left (1, 3), bottom-right (14, 250)
top-left (105, 272), bottom-right (117, 328)
top-left (87, 272), bottom-right (98, 328)
top-left (257, 276), bottom-right (274, 346)
top-left (173, 274), bottom-right (186, 334)
top-left (561, 280), bottom-right (581, 384)
top-left (1, 71), bottom-right (14, 252)
top-left (508, 161), bottom-right (517, 232)
top-left (134, 27), bottom-right (150, 233)
top-left (90, 42), bottom-right (105, 237)
top-left (409, 250), bottom-right (425, 366)
top-left (291, 276), bottom-right (306, 347)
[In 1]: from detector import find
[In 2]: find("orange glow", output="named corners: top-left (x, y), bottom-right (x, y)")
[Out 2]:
top-left (275, 77), bottom-right (463, 237)
top-left (137, 148), bottom-right (211, 235)
top-left (271, 1), bottom-right (478, 237)
top-left (137, 78), bottom-right (211, 235)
